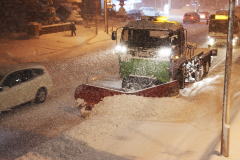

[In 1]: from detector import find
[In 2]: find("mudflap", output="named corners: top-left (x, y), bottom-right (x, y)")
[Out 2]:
top-left (74, 81), bottom-right (180, 107)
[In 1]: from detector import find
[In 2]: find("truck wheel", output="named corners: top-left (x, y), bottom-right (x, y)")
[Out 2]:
top-left (195, 65), bottom-right (204, 81)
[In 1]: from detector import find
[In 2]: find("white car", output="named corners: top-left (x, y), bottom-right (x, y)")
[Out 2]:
top-left (0, 64), bottom-right (53, 111)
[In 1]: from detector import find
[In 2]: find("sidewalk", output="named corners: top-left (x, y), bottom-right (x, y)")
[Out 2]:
top-left (209, 106), bottom-right (240, 160)
top-left (0, 24), bottom-right (115, 64)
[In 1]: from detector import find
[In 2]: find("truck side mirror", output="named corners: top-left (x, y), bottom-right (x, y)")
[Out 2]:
top-left (112, 31), bottom-right (117, 40)
top-left (171, 37), bottom-right (179, 45)
top-left (0, 87), bottom-right (3, 92)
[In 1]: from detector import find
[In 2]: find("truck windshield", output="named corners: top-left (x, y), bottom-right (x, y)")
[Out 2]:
top-left (209, 20), bottom-right (239, 34)
top-left (121, 29), bottom-right (171, 48)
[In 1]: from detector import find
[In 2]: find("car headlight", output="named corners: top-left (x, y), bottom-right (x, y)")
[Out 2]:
top-left (156, 47), bottom-right (172, 59)
top-left (115, 45), bottom-right (127, 53)
top-left (208, 37), bottom-right (215, 46)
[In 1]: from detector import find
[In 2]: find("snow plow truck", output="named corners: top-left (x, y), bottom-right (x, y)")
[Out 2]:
top-left (74, 16), bottom-right (217, 109)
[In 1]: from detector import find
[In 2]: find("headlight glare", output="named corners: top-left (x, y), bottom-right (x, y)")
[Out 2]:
top-left (233, 37), bottom-right (238, 46)
top-left (115, 45), bottom-right (127, 53)
top-left (156, 47), bottom-right (172, 60)
top-left (208, 37), bottom-right (215, 46)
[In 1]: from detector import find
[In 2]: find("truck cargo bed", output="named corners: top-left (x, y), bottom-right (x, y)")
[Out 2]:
top-left (185, 47), bottom-right (217, 59)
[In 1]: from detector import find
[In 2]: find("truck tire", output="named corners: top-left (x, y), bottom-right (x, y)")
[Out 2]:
top-left (195, 65), bottom-right (204, 81)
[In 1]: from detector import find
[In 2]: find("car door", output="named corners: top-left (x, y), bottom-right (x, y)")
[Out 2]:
top-left (19, 69), bottom-right (35, 102)
top-left (0, 71), bottom-right (24, 110)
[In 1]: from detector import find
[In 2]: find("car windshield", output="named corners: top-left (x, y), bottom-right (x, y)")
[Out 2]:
top-left (121, 29), bottom-right (170, 48)
top-left (185, 13), bottom-right (195, 16)
top-left (128, 10), bottom-right (138, 14)
top-left (209, 20), bottom-right (239, 34)
top-left (146, 8), bottom-right (154, 11)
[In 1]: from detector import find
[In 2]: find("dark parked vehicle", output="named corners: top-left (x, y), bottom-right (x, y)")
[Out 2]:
top-left (183, 12), bottom-right (200, 24)
top-left (127, 9), bottom-right (142, 20)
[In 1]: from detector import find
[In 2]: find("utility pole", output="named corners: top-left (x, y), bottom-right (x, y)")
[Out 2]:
top-left (155, 0), bottom-right (157, 10)
top-left (95, 0), bottom-right (99, 35)
top-left (168, 0), bottom-right (171, 11)
top-left (221, 0), bottom-right (235, 157)
top-left (104, 0), bottom-right (109, 34)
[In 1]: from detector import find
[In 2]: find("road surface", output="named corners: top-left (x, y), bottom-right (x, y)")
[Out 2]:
top-left (0, 23), bottom-right (239, 160)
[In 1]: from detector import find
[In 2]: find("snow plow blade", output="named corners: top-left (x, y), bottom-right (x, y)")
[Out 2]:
top-left (74, 81), bottom-right (179, 107)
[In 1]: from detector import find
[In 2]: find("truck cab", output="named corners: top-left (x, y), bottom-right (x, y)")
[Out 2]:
top-left (112, 17), bottom-right (192, 90)
top-left (208, 14), bottom-right (240, 47)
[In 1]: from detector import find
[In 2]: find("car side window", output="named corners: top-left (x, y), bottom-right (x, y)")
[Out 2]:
top-left (32, 69), bottom-right (44, 78)
top-left (21, 69), bottom-right (33, 82)
top-left (3, 71), bottom-right (22, 87)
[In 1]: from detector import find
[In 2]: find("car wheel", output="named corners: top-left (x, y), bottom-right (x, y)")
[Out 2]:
top-left (35, 88), bottom-right (47, 104)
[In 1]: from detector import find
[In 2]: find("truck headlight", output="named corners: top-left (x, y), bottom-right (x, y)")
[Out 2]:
top-left (200, 14), bottom-right (205, 19)
top-left (157, 47), bottom-right (172, 59)
top-left (208, 37), bottom-right (215, 46)
top-left (171, 55), bottom-right (180, 60)
top-left (115, 45), bottom-right (127, 53)
top-left (233, 37), bottom-right (238, 46)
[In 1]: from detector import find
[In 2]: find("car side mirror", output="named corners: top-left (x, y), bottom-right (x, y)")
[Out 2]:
top-left (171, 37), bottom-right (178, 45)
top-left (112, 31), bottom-right (117, 40)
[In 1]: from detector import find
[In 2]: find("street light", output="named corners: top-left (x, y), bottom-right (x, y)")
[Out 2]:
top-left (221, 0), bottom-right (235, 157)
top-left (104, 0), bottom-right (108, 34)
